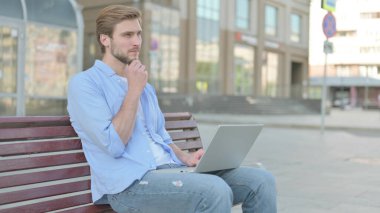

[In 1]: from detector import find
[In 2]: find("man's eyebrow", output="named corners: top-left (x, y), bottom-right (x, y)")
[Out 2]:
top-left (121, 30), bottom-right (142, 35)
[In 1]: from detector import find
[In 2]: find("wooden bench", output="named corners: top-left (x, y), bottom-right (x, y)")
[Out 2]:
top-left (0, 112), bottom-right (203, 213)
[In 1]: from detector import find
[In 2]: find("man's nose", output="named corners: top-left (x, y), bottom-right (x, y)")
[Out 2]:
top-left (132, 35), bottom-right (141, 46)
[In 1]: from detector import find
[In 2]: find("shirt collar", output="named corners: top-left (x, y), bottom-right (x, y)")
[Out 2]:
top-left (94, 60), bottom-right (117, 77)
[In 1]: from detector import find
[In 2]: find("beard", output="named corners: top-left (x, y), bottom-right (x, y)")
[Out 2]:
top-left (110, 42), bottom-right (138, 65)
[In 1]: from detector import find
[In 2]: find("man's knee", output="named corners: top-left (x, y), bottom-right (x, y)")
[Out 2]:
top-left (251, 169), bottom-right (277, 199)
top-left (197, 175), bottom-right (233, 210)
top-left (236, 167), bottom-right (277, 196)
top-left (258, 169), bottom-right (276, 187)
top-left (210, 176), bottom-right (233, 200)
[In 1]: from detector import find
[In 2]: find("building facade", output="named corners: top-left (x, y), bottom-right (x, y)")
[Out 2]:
top-left (0, 0), bottom-right (310, 116)
top-left (79, 0), bottom-right (310, 97)
top-left (309, 0), bottom-right (380, 108)
top-left (0, 0), bottom-right (83, 116)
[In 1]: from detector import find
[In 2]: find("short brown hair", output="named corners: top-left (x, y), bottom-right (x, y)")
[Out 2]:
top-left (96, 5), bottom-right (142, 53)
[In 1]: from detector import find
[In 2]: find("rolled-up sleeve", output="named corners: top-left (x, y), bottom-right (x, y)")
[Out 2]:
top-left (157, 110), bottom-right (172, 145)
top-left (67, 74), bottom-right (125, 158)
top-left (148, 85), bottom-right (173, 145)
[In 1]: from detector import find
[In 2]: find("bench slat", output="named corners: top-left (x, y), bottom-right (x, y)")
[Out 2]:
top-left (0, 153), bottom-right (86, 172)
top-left (0, 193), bottom-right (93, 213)
top-left (163, 112), bottom-right (192, 121)
top-left (0, 166), bottom-right (90, 188)
top-left (59, 204), bottom-right (114, 213)
top-left (0, 126), bottom-right (77, 141)
top-left (169, 130), bottom-right (200, 141)
top-left (0, 139), bottom-right (81, 156)
top-left (175, 139), bottom-right (203, 150)
top-left (0, 180), bottom-right (90, 205)
top-left (165, 120), bottom-right (197, 130)
top-left (0, 116), bottom-right (70, 128)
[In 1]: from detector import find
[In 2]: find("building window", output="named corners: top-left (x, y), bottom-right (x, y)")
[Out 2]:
top-left (0, 0), bottom-right (81, 116)
top-left (0, 26), bottom-right (18, 94)
top-left (25, 24), bottom-right (77, 115)
top-left (261, 51), bottom-right (279, 97)
top-left (149, 4), bottom-right (180, 93)
top-left (196, 0), bottom-right (220, 94)
top-left (290, 13), bottom-right (301, 43)
top-left (336, 65), bottom-right (350, 77)
top-left (0, 26), bottom-right (18, 116)
top-left (235, 0), bottom-right (250, 30)
top-left (83, 33), bottom-right (97, 69)
top-left (360, 66), bottom-right (379, 78)
top-left (265, 5), bottom-right (278, 37)
top-left (234, 44), bottom-right (254, 95)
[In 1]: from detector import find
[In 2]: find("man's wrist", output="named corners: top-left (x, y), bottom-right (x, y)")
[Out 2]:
top-left (126, 89), bottom-right (142, 100)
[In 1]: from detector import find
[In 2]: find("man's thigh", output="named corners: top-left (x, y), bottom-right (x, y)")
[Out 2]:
top-left (107, 171), bottom-right (230, 213)
top-left (213, 167), bottom-right (276, 205)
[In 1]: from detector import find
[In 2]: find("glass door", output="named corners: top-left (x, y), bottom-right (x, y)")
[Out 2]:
top-left (0, 23), bottom-right (24, 115)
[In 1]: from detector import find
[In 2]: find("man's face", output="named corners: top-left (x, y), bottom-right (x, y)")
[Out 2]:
top-left (109, 19), bottom-right (142, 65)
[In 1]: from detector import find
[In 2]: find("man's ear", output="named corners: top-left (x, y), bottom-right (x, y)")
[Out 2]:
top-left (99, 34), bottom-right (110, 48)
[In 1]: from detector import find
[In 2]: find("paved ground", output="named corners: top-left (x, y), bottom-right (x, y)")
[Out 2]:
top-left (195, 109), bottom-right (380, 213)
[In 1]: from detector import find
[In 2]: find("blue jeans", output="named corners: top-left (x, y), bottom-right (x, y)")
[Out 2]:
top-left (107, 164), bottom-right (277, 213)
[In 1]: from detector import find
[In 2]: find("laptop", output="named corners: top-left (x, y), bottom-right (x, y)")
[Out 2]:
top-left (154, 124), bottom-right (263, 173)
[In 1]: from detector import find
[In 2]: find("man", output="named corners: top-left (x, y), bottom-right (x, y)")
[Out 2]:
top-left (67, 5), bottom-right (276, 213)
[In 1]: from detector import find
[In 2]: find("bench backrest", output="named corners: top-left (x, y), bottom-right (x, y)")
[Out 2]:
top-left (0, 112), bottom-right (202, 213)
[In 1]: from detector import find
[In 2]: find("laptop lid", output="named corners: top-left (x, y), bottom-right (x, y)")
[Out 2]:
top-left (194, 124), bottom-right (263, 173)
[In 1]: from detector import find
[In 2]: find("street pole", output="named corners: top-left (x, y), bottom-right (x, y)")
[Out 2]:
top-left (364, 68), bottom-right (369, 110)
top-left (321, 43), bottom-right (328, 134)
top-left (321, 10), bottom-right (336, 134)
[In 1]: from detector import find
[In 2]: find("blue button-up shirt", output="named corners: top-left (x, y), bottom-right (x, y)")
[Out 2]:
top-left (67, 60), bottom-right (183, 203)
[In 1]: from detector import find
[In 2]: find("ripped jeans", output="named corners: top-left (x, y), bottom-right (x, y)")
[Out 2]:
top-left (107, 164), bottom-right (277, 213)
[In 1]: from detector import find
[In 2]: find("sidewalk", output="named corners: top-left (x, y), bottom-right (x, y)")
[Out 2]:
top-left (194, 108), bottom-right (380, 131)
top-left (194, 109), bottom-right (380, 213)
